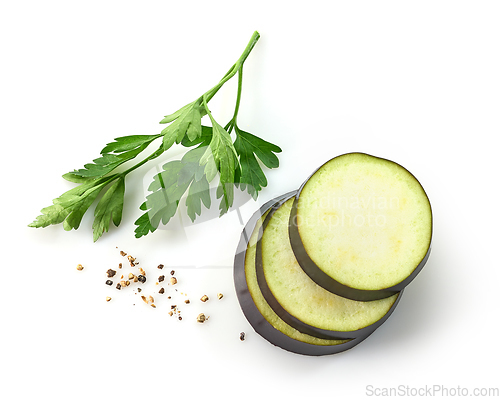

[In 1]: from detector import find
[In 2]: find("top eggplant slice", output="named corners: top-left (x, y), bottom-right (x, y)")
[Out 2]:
top-left (289, 152), bottom-right (432, 301)
top-left (256, 196), bottom-right (401, 339)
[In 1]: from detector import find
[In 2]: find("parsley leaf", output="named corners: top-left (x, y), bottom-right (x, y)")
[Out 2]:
top-left (233, 125), bottom-right (282, 199)
top-left (134, 142), bottom-right (212, 237)
top-left (29, 177), bottom-right (112, 231)
top-left (92, 177), bottom-right (125, 242)
top-left (161, 98), bottom-right (205, 151)
top-left (70, 135), bottom-right (160, 178)
top-left (134, 160), bottom-right (190, 238)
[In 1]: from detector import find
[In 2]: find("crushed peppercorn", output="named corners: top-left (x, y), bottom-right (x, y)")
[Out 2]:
top-left (197, 313), bottom-right (207, 323)
top-left (217, 293), bottom-right (223, 300)
top-left (105, 280), bottom-right (113, 286)
top-left (240, 332), bottom-right (246, 341)
top-left (200, 295), bottom-right (209, 302)
top-left (170, 277), bottom-right (177, 285)
top-left (158, 264), bottom-right (164, 270)
top-left (158, 275), bottom-right (165, 282)
top-left (76, 264), bottom-right (84, 271)
top-left (138, 275), bottom-right (146, 283)
top-left (159, 288), bottom-right (165, 294)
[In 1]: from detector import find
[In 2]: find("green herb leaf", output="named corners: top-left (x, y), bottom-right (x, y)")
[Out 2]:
top-left (200, 119), bottom-right (238, 215)
top-left (186, 176), bottom-right (211, 221)
top-left (100, 135), bottom-right (161, 154)
top-left (161, 98), bottom-right (206, 151)
top-left (233, 126), bottom-right (282, 199)
top-left (69, 135), bottom-right (158, 179)
top-left (29, 177), bottom-right (111, 231)
top-left (92, 177), bottom-right (125, 242)
top-left (134, 143), bottom-right (213, 236)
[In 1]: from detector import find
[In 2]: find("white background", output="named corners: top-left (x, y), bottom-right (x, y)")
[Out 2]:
top-left (1, 1), bottom-right (499, 399)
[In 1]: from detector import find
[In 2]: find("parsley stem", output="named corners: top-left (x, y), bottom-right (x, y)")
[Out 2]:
top-left (204, 31), bottom-right (260, 103)
top-left (120, 145), bottom-right (164, 176)
top-left (230, 67), bottom-right (244, 133)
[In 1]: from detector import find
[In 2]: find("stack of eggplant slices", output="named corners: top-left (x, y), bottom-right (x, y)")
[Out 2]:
top-left (234, 152), bottom-right (433, 356)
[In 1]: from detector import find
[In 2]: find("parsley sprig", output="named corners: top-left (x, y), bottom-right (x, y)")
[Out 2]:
top-left (29, 31), bottom-right (282, 241)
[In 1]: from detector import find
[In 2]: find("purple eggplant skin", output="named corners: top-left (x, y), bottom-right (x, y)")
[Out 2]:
top-left (255, 196), bottom-right (403, 340)
top-left (288, 152), bottom-right (433, 302)
top-left (234, 192), bottom-right (390, 356)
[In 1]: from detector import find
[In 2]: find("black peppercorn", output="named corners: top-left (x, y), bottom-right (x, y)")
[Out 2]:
top-left (105, 280), bottom-right (113, 286)
top-left (138, 275), bottom-right (146, 283)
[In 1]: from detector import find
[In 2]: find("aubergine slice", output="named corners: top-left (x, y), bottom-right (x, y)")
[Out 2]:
top-left (256, 195), bottom-right (402, 340)
top-left (234, 193), bottom-right (372, 356)
top-left (289, 152), bottom-right (432, 301)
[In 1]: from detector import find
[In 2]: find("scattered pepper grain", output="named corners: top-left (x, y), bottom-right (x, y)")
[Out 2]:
top-left (197, 313), bottom-right (207, 323)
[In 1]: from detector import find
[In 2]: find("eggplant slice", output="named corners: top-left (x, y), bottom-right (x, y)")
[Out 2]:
top-left (235, 192), bottom-right (378, 356)
top-left (256, 195), bottom-right (401, 340)
top-left (289, 152), bottom-right (432, 301)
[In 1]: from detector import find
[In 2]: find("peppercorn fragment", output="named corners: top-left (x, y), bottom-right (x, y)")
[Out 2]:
top-left (217, 293), bottom-right (223, 300)
top-left (240, 332), bottom-right (246, 341)
top-left (158, 275), bottom-right (165, 282)
top-left (105, 280), bottom-right (113, 286)
top-left (197, 313), bottom-right (207, 323)
top-left (159, 288), bottom-right (165, 295)
top-left (76, 264), bottom-right (84, 271)
top-left (200, 295), bottom-right (209, 302)
top-left (138, 275), bottom-right (146, 283)
top-left (106, 297), bottom-right (112, 302)
top-left (158, 264), bottom-right (164, 270)
top-left (106, 269), bottom-right (116, 278)
top-left (170, 277), bottom-right (177, 285)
